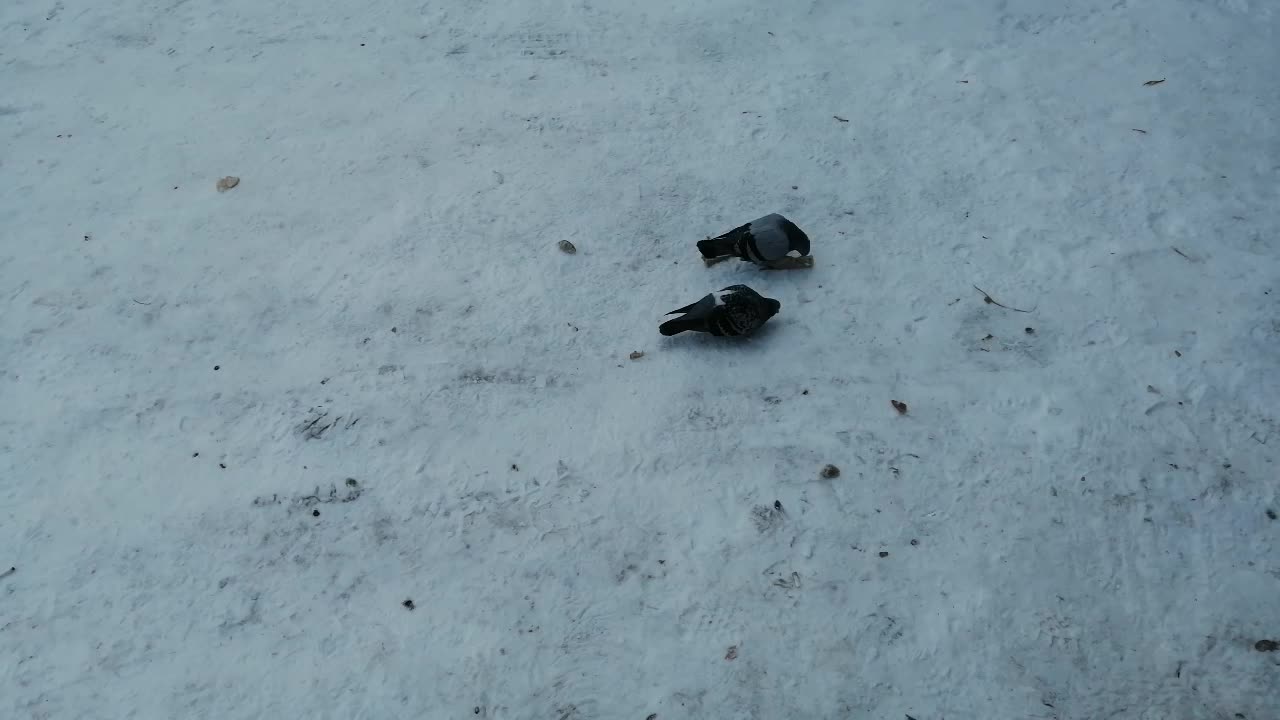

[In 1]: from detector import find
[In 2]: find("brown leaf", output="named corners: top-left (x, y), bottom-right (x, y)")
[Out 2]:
top-left (724, 645), bottom-right (738, 661)
top-left (891, 400), bottom-right (908, 415)
top-left (820, 464), bottom-right (840, 479)
top-left (629, 351), bottom-right (644, 360)
top-left (557, 239), bottom-right (577, 254)
top-left (216, 176), bottom-right (240, 192)
top-left (1143, 78), bottom-right (1165, 86)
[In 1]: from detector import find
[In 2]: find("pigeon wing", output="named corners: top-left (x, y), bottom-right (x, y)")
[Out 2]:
top-left (666, 293), bottom-right (716, 317)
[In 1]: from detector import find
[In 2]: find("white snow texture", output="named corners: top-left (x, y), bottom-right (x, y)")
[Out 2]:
top-left (2, 0), bottom-right (1279, 718)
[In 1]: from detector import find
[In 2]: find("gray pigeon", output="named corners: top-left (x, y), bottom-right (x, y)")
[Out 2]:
top-left (659, 285), bottom-right (781, 337)
top-left (697, 213), bottom-right (810, 265)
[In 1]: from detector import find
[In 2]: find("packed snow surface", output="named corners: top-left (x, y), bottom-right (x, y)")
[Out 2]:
top-left (2, 0), bottom-right (1278, 718)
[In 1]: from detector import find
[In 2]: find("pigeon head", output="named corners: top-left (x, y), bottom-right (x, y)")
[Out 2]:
top-left (764, 298), bottom-right (781, 318)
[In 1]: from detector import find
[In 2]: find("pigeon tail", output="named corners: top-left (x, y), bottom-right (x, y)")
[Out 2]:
top-left (697, 236), bottom-right (738, 259)
top-left (659, 316), bottom-right (700, 336)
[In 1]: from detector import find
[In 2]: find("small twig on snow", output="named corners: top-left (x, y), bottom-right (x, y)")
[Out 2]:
top-left (973, 285), bottom-right (1035, 313)
top-left (1171, 247), bottom-right (1192, 261)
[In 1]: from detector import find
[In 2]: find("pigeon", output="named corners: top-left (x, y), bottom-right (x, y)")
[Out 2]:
top-left (659, 285), bottom-right (781, 337)
top-left (697, 213), bottom-right (811, 265)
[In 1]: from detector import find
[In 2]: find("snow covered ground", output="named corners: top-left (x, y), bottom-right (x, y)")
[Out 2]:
top-left (3, 0), bottom-right (1278, 717)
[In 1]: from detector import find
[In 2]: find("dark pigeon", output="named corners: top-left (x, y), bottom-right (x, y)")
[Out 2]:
top-left (697, 213), bottom-right (810, 265)
top-left (659, 285), bottom-right (781, 337)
